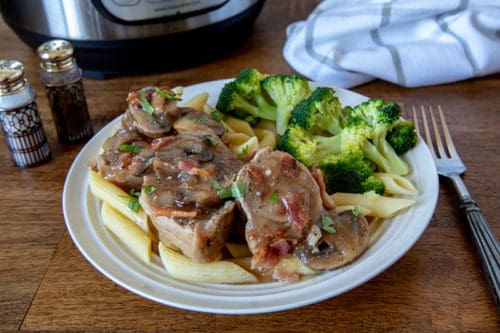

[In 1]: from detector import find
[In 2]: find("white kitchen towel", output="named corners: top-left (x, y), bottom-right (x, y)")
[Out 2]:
top-left (283, 0), bottom-right (500, 88)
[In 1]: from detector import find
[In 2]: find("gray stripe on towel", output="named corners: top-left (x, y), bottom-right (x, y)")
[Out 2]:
top-left (370, 1), bottom-right (406, 85)
top-left (436, 0), bottom-right (480, 75)
top-left (305, 8), bottom-right (346, 72)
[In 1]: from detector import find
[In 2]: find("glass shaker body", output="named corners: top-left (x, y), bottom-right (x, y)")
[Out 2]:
top-left (38, 40), bottom-right (93, 144)
top-left (0, 60), bottom-right (52, 167)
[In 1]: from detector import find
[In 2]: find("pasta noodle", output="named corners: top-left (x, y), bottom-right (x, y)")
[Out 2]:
top-left (88, 169), bottom-right (150, 234)
top-left (225, 116), bottom-right (255, 137)
top-left (225, 242), bottom-right (252, 258)
top-left (334, 205), bottom-right (372, 216)
top-left (181, 92), bottom-right (208, 112)
top-left (101, 202), bottom-right (152, 263)
top-left (253, 128), bottom-right (276, 148)
top-left (374, 172), bottom-right (418, 196)
top-left (331, 192), bottom-right (416, 219)
top-left (233, 136), bottom-right (259, 158)
top-left (158, 242), bottom-right (258, 284)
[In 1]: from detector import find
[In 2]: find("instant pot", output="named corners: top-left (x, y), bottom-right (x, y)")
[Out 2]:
top-left (1, 0), bottom-right (265, 78)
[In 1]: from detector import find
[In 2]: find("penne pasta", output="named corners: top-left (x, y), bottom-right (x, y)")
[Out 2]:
top-left (331, 192), bottom-right (416, 219)
top-left (101, 202), bottom-right (152, 263)
top-left (88, 169), bottom-right (150, 234)
top-left (255, 119), bottom-right (279, 140)
top-left (225, 116), bottom-right (255, 137)
top-left (225, 242), bottom-right (252, 259)
top-left (334, 205), bottom-right (372, 216)
top-left (374, 172), bottom-right (419, 196)
top-left (225, 132), bottom-right (252, 146)
top-left (253, 128), bottom-right (276, 148)
top-left (275, 257), bottom-right (318, 276)
top-left (158, 242), bottom-right (258, 284)
top-left (233, 136), bottom-right (259, 158)
top-left (181, 92), bottom-right (208, 112)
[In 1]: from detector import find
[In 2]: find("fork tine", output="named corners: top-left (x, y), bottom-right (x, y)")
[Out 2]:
top-left (418, 106), bottom-right (438, 159)
top-left (437, 106), bottom-right (459, 158)
top-left (428, 105), bottom-right (448, 159)
top-left (412, 106), bottom-right (420, 133)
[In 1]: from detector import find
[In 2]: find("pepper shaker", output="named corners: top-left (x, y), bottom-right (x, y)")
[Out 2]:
top-left (0, 60), bottom-right (52, 167)
top-left (37, 39), bottom-right (93, 144)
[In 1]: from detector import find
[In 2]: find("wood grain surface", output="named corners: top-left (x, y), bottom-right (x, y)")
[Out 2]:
top-left (0, 1), bottom-right (498, 332)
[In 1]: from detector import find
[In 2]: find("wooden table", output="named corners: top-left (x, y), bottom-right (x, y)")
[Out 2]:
top-left (1, 1), bottom-right (498, 331)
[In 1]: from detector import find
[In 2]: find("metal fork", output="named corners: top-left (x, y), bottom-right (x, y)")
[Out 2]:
top-left (413, 105), bottom-right (500, 308)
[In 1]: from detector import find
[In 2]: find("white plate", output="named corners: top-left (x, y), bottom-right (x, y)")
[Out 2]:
top-left (63, 79), bottom-right (439, 314)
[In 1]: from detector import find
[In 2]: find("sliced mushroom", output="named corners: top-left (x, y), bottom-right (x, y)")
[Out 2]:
top-left (173, 107), bottom-right (225, 137)
top-left (295, 210), bottom-right (369, 270)
top-left (126, 86), bottom-right (179, 138)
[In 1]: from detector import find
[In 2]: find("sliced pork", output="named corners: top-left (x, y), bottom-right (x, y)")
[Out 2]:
top-left (140, 130), bottom-right (243, 262)
top-left (235, 147), bottom-right (323, 270)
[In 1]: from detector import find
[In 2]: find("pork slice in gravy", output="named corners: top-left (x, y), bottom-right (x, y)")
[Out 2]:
top-left (235, 147), bottom-right (323, 270)
top-left (140, 130), bottom-right (243, 262)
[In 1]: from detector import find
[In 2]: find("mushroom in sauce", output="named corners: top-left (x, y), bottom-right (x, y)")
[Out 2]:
top-left (295, 210), bottom-right (370, 270)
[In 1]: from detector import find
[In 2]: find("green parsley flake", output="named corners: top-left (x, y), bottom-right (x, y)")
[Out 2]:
top-left (236, 144), bottom-right (249, 158)
top-left (118, 144), bottom-right (143, 154)
top-left (321, 214), bottom-right (336, 234)
top-left (155, 87), bottom-right (182, 101)
top-left (269, 190), bottom-right (279, 204)
top-left (204, 134), bottom-right (219, 146)
top-left (352, 205), bottom-right (363, 217)
top-left (190, 116), bottom-right (209, 123)
top-left (212, 180), bottom-right (246, 199)
top-left (128, 189), bottom-right (141, 212)
top-left (138, 91), bottom-right (155, 115)
top-left (142, 185), bottom-right (156, 195)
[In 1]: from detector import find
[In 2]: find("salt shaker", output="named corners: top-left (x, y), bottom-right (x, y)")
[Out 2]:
top-left (0, 60), bottom-right (52, 167)
top-left (37, 39), bottom-right (93, 144)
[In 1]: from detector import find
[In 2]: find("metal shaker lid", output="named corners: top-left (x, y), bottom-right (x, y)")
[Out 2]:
top-left (0, 59), bottom-right (26, 96)
top-left (37, 39), bottom-right (77, 72)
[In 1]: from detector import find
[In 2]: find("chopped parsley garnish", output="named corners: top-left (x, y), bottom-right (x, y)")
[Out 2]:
top-left (352, 205), bottom-right (362, 217)
top-left (138, 91), bottom-right (155, 115)
top-left (142, 185), bottom-right (156, 195)
top-left (212, 180), bottom-right (246, 199)
top-left (190, 116), bottom-right (209, 123)
top-left (236, 144), bottom-right (249, 158)
top-left (127, 186), bottom-right (156, 212)
top-left (204, 134), bottom-right (219, 146)
top-left (118, 144), bottom-right (143, 154)
top-left (321, 214), bottom-right (336, 234)
top-left (269, 190), bottom-right (279, 204)
top-left (155, 87), bottom-right (182, 101)
top-left (128, 189), bottom-right (141, 212)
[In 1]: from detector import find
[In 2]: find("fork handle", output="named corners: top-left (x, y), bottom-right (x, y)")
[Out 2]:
top-left (449, 175), bottom-right (500, 308)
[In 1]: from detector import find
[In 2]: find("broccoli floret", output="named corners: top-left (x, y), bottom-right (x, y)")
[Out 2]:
top-left (233, 67), bottom-right (268, 96)
top-left (343, 99), bottom-right (411, 176)
top-left (276, 125), bottom-right (340, 167)
top-left (339, 125), bottom-right (409, 176)
top-left (215, 69), bottom-right (311, 132)
top-left (261, 74), bottom-right (312, 135)
top-left (387, 120), bottom-right (418, 155)
top-left (216, 80), bottom-right (276, 124)
top-left (361, 176), bottom-right (386, 195)
top-left (319, 150), bottom-right (385, 195)
top-left (289, 87), bottom-right (348, 136)
top-left (347, 98), bottom-right (402, 127)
